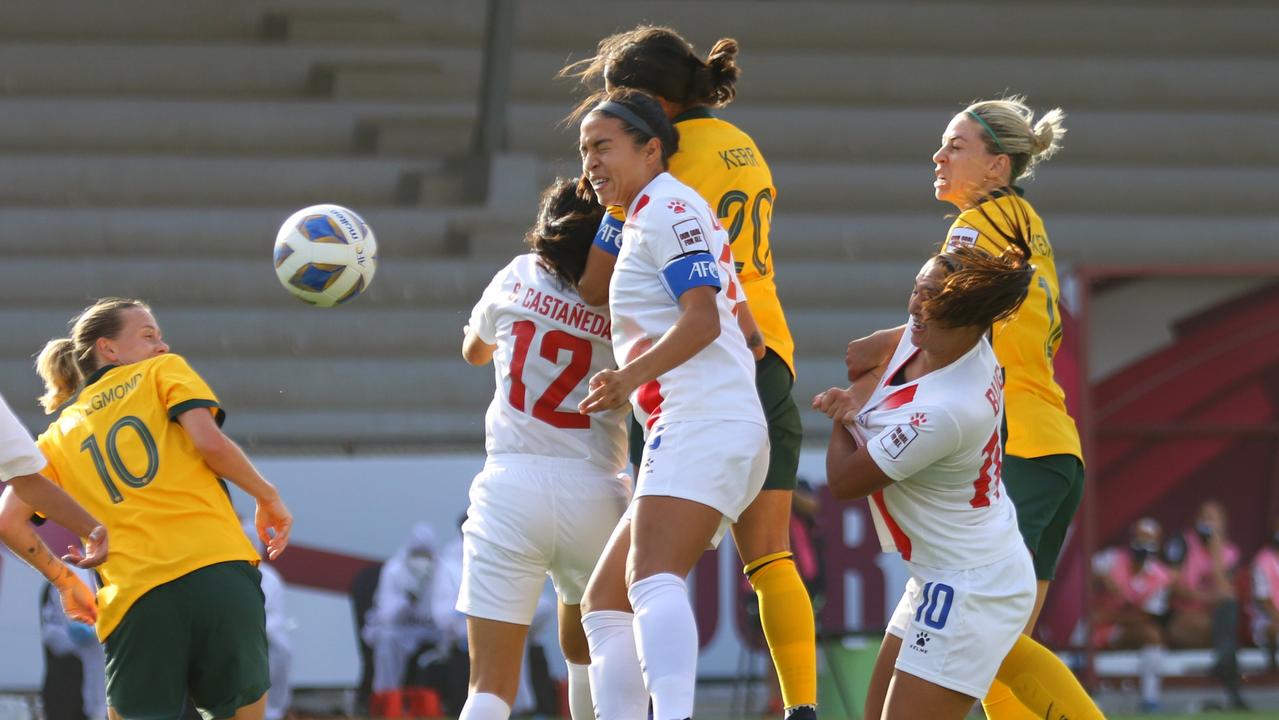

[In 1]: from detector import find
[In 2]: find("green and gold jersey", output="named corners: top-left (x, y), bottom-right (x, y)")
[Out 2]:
top-left (943, 190), bottom-right (1082, 461)
top-left (37, 353), bottom-right (257, 639)
top-left (670, 108), bottom-right (796, 376)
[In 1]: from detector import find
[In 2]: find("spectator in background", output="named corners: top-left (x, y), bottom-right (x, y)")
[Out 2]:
top-left (40, 566), bottom-right (106, 720)
top-left (1091, 517), bottom-right (1174, 711)
top-left (1251, 514), bottom-right (1279, 673)
top-left (363, 522), bottom-right (443, 714)
top-left (243, 519), bottom-right (293, 720)
top-left (1165, 499), bottom-right (1247, 709)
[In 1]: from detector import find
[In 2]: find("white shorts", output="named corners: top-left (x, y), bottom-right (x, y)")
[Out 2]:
top-left (886, 549), bottom-right (1035, 698)
top-left (458, 454), bottom-right (632, 625)
top-left (622, 419), bottom-right (769, 549)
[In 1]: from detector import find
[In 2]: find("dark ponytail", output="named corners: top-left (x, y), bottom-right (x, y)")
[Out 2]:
top-left (560, 25), bottom-right (741, 122)
top-left (525, 177), bottom-right (605, 287)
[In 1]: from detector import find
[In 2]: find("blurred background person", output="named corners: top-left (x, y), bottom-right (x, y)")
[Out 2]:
top-left (40, 565), bottom-right (106, 720)
top-left (363, 521), bottom-right (444, 715)
top-left (1164, 499), bottom-right (1247, 709)
top-left (1091, 517), bottom-right (1174, 711)
top-left (1251, 513), bottom-right (1279, 673)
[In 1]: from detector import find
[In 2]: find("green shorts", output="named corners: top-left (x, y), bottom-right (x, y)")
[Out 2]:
top-left (628, 348), bottom-right (802, 492)
top-left (104, 561), bottom-right (269, 720)
top-left (1002, 454), bottom-right (1085, 581)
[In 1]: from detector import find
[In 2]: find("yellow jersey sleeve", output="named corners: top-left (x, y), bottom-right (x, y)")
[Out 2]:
top-left (944, 193), bottom-right (1081, 461)
top-left (35, 353), bottom-right (256, 641)
top-left (669, 111), bottom-right (796, 375)
top-left (155, 354), bottom-right (225, 425)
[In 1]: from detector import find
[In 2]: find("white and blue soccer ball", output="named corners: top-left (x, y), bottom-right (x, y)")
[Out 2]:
top-left (273, 204), bottom-right (378, 306)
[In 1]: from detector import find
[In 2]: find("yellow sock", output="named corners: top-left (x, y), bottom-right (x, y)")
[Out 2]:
top-left (746, 552), bottom-right (817, 709)
top-left (982, 678), bottom-right (1039, 720)
top-left (990, 634), bottom-right (1106, 720)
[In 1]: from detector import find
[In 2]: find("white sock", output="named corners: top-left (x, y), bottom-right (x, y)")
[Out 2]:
top-left (567, 661), bottom-right (594, 720)
top-left (459, 691), bottom-right (510, 720)
top-left (1139, 644), bottom-right (1163, 705)
top-left (582, 610), bottom-right (648, 720)
top-left (628, 573), bottom-right (697, 720)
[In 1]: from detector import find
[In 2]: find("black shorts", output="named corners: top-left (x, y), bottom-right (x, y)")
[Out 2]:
top-left (104, 561), bottom-right (269, 719)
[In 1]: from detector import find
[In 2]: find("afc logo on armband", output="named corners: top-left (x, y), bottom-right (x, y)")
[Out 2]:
top-left (672, 218), bottom-right (710, 253)
top-left (688, 259), bottom-right (718, 280)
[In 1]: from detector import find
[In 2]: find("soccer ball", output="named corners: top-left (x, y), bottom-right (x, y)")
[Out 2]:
top-left (273, 204), bottom-right (378, 306)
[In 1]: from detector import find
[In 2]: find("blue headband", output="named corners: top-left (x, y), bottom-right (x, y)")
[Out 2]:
top-left (594, 100), bottom-right (659, 140)
top-left (967, 110), bottom-right (1008, 154)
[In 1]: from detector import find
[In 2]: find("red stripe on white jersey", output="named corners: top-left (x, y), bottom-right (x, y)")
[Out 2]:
top-left (871, 490), bottom-right (912, 561)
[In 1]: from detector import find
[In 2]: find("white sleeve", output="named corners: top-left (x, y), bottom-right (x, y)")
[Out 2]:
top-left (641, 200), bottom-right (724, 302)
top-left (467, 263), bottom-right (514, 345)
top-left (0, 392), bottom-right (45, 482)
top-left (864, 405), bottom-right (962, 483)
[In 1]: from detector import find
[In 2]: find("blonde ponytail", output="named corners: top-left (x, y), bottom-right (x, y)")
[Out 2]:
top-left (35, 297), bottom-right (149, 414)
top-left (964, 96), bottom-right (1067, 181)
top-left (36, 338), bottom-right (84, 413)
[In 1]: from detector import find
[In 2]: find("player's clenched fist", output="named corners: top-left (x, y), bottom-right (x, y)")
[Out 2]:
top-left (812, 386), bottom-right (865, 425)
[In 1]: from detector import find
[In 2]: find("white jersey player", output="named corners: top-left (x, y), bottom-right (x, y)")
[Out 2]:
top-left (574, 91), bottom-right (768, 720)
top-left (459, 178), bottom-right (631, 720)
top-left (818, 247), bottom-right (1037, 720)
top-left (0, 391), bottom-right (106, 621)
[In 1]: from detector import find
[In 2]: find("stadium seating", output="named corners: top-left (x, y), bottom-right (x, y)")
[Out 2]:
top-left (1, 0), bottom-right (1276, 449)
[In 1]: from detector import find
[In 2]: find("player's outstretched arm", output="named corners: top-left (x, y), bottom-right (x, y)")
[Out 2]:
top-left (177, 408), bottom-right (292, 559)
top-left (579, 285), bottom-right (720, 414)
top-left (0, 486), bottom-right (99, 623)
top-left (5, 473), bottom-right (107, 567)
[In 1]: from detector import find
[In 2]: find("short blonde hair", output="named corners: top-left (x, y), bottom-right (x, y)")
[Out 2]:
top-left (965, 95), bottom-right (1066, 181)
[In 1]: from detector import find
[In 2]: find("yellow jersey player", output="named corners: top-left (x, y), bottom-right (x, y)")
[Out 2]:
top-left (25, 297), bottom-right (292, 720)
top-left (842, 97), bottom-right (1101, 720)
top-left (562, 27), bottom-right (814, 720)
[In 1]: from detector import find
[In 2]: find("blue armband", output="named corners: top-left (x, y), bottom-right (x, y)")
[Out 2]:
top-left (660, 251), bottom-right (722, 300)
top-left (592, 213), bottom-right (624, 256)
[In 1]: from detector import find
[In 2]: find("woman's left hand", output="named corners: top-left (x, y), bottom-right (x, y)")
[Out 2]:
top-left (578, 368), bottom-right (636, 414)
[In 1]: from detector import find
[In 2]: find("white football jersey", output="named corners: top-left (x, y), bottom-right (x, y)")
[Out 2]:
top-left (848, 326), bottom-right (1022, 570)
top-left (608, 172), bottom-right (764, 431)
top-left (468, 254), bottom-right (628, 472)
top-left (0, 391), bottom-right (45, 482)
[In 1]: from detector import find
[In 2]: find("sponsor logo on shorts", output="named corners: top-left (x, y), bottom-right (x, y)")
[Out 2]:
top-left (911, 631), bottom-right (932, 654)
top-left (879, 424), bottom-right (919, 459)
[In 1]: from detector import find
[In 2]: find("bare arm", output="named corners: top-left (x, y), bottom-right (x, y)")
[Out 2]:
top-left (579, 286), bottom-right (720, 414)
top-left (577, 245), bottom-right (618, 307)
top-left (6, 473), bottom-right (100, 539)
top-left (847, 325), bottom-right (905, 382)
top-left (825, 421), bottom-right (895, 501)
top-left (461, 326), bottom-right (496, 367)
top-left (0, 487), bottom-right (98, 623)
top-left (735, 299), bottom-right (767, 361)
top-left (177, 409), bottom-right (292, 559)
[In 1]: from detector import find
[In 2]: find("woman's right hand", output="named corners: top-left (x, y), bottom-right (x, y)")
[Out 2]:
top-left (255, 494), bottom-right (293, 560)
top-left (812, 386), bottom-right (865, 425)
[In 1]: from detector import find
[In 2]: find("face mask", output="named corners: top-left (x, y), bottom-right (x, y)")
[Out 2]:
top-left (1130, 541), bottom-right (1157, 565)
top-left (1194, 523), bottom-right (1216, 543)
top-left (406, 556), bottom-right (433, 579)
